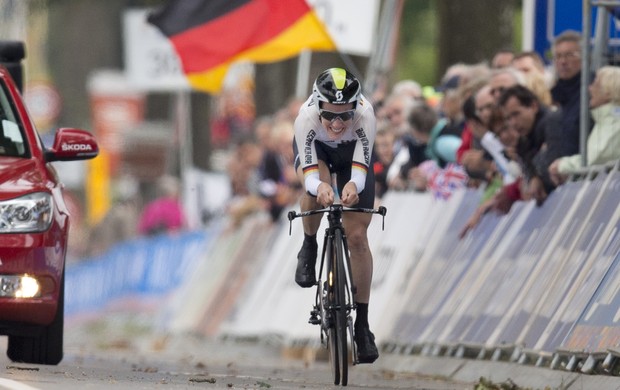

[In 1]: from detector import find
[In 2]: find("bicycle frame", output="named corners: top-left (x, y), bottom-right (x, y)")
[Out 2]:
top-left (318, 207), bottom-right (353, 304)
top-left (288, 204), bottom-right (386, 385)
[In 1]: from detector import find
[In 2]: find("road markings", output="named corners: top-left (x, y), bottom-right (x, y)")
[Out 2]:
top-left (0, 378), bottom-right (40, 390)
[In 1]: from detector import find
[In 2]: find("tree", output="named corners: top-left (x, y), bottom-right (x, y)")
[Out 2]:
top-left (436, 0), bottom-right (518, 76)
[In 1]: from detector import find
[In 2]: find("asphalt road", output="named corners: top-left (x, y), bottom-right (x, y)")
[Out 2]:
top-left (0, 313), bottom-right (472, 390)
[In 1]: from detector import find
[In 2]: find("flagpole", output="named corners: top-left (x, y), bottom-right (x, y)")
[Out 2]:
top-left (364, 0), bottom-right (403, 95)
top-left (296, 49), bottom-right (312, 98)
top-left (176, 89), bottom-right (193, 227)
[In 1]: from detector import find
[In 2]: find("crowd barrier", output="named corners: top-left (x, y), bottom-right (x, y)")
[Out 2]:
top-left (65, 162), bottom-right (620, 375)
top-left (65, 229), bottom-right (214, 316)
top-left (219, 161), bottom-right (620, 373)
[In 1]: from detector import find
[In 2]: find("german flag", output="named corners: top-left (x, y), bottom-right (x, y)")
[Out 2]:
top-left (148, 0), bottom-right (336, 94)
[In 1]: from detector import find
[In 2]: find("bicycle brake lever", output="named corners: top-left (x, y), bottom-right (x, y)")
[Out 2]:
top-left (287, 211), bottom-right (296, 236)
top-left (378, 206), bottom-right (387, 231)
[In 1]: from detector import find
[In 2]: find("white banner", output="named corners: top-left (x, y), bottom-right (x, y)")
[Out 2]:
top-left (308, 0), bottom-right (380, 56)
top-left (123, 9), bottom-right (190, 91)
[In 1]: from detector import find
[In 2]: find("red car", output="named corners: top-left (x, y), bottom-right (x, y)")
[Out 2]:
top-left (0, 41), bottom-right (98, 365)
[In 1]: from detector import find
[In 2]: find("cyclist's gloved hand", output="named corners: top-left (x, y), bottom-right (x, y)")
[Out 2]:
top-left (317, 181), bottom-right (335, 207)
top-left (341, 182), bottom-right (359, 207)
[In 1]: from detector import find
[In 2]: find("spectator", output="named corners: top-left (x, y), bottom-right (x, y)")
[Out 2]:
top-left (210, 87), bottom-right (255, 149)
top-left (550, 30), bottom-right (591, 155)
top-left (225, 136), bottom-right (267, 227)
top-left (476, 106), bottom-right (523, 207)
top-left (85, 175), bottom-right (140, 256)
top-left (491, 49), bottom-right (515, 69)
top-left (226, 135), bottom-right (263, 197)
top-left (549, 65), bottom-right (620, 185)
top-left (401, 103), bottom-right (463, 193)
top-left (458, 68), bottom-right (522, 183)
top-left (404, 103), bottom-right (442, 190)
top-left (522, 68), bottom-right (553, 106)
top-left (453, 73), bottom-right (491, 170)
top-left (499, 85), bottom-right (564, 205)
top-left (253, 115), bottom-right (275, 149)
top-left (379, 90), bottom-right (420, 191)
top-left (511, 51), bottom-right (554, 105)
top-left (436, 75), bottom-right (465, 137)
top-left (488, 67), bottom-right (525, 101)
top-left (511, 51), bottom-right (551, 82)
top-left (458, 95), bottom-right (483, 175)
top-left (386, 103), bottom-right (433, 191)
top-left (490, 106), bottom-right (521, 171)
top-left (458, 66), bottom-right (492, 102)
top-left (257, 120), bottom-right (301, 221)
top-left (512, 51), bottom-right (547, 77)
top-left (459, 62), bottom-right (493, 89)
top-left (459, 87), bottom-right (493, 180)
top-left (470, 85), bottom-right (521, 186)
top-left (372, 122), bottom-right (397, 200)
top-left (137, 175), bottom-right (186, 236)
top-left (440, 62), bottom-right (470, 84)
top-left (274, 95), bottom-right (304, 123)
top-left (391, 79), bottom-right (424, 101)
top-left (377, 91), bottom-right (417, 137)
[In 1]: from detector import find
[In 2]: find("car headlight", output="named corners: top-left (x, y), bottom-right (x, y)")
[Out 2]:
top-left (0, 274), bottom-right (41, 298)
top-left (0, 193), bottom-right (54, 233)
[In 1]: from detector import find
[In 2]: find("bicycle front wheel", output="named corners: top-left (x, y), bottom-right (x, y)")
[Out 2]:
top-left (325, 235), bottom-right (340, 385)
top-left (333, 228), bottom-right (349, 386)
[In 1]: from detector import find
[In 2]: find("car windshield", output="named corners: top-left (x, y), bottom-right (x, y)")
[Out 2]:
top-left (0, 81), bottom-right (27, 157)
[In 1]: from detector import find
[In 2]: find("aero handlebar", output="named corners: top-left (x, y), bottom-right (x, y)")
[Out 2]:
top-left (287, 204), bottom-right (387, 235)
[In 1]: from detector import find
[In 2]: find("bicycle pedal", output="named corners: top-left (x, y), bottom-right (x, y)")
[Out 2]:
top-left (308, 310), bottom-right (321, 325)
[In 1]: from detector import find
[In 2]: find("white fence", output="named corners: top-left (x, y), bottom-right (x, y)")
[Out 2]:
top-left (67, 162), bottom-right (620, 374)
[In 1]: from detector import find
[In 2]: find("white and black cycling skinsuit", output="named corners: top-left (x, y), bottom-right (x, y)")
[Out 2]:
top-left (293, 93), bottom-right (377, 208)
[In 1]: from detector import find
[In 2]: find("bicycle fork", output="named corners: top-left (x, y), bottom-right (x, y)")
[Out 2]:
top-left (341, 233), bottom-right (359, 365)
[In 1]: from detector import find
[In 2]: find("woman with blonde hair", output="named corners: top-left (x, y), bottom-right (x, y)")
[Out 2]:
top-left (523, 70), bottom-right (553, 106)
top-left (548, 65), bottom-right (620, 184)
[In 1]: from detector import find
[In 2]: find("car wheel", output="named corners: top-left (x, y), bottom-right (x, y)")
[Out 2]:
top-left (7, 269), bottom-right (64, 365)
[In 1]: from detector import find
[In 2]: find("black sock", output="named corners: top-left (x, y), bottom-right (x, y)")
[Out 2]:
top-left (304, 233), bottom-right (317, 245)
top-left (355, 302), bottom-right (368, 329)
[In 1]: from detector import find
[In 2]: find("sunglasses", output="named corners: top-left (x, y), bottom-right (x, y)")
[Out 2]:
top-left (319, 109), bottom-right (355, 122)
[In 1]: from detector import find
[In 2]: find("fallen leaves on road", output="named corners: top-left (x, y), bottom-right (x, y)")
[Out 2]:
top-left (6, 365), bottom-right (40, 371)
top-left (189, 376), bottom-right (216, 383)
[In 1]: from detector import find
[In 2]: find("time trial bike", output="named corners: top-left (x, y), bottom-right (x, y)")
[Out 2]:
top-left (288, 204), bottom-right (387, 386)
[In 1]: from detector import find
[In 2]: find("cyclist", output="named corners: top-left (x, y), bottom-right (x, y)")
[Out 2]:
top-left (292, 67), bottom-right (379, 363)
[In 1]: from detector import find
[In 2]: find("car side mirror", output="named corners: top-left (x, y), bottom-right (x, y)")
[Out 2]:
top-left (45, 128), bottom-right (99, 162)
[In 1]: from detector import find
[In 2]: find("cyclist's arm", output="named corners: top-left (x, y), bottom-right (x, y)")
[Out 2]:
top-left (349, 104), bottom-right (377, 193)
top-left (294, 110), bottom-right (323, 196)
